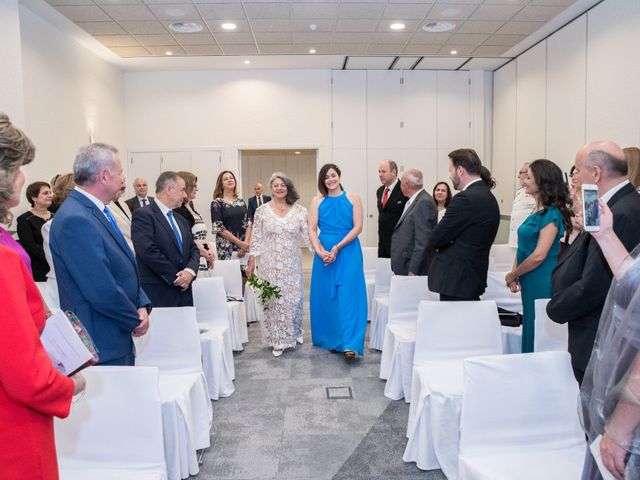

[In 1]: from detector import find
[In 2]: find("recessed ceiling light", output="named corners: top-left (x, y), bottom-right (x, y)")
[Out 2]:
top-left (221, 23), bottom-right (237, 30)
top-left (244, 60), bottom-right (250, 64)
top-left (450, 49), bottom-right (458, 55)
top-left (422, 21), bottom-right (456, 33)
top-left (164, 7), bottom-right (185, 17)
top-left (390, 23), bottom-right (405, 30)
top-left (165, 50), bottom-right (173, 56)
top-left (168, 22), bottom-right (203, 33)
top-left (309, 23), bottom-right (317, 31)
top-left (309, 48), bottom-right (316, 54)
top-left (295, 151), bottom-right (301, 155)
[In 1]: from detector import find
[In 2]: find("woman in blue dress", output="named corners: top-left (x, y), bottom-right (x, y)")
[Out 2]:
top-left (309, 164), bottom-right (368, 361)
top-left (505, 159), bottom-right (571, 353)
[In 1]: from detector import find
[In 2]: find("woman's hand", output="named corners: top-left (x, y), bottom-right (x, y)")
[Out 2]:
top-left (71, 373), bottom-right (86, 395)
top-left (237, 240), bottom-right (250, 251)
top-left (600, 432), bottom-right (627, 480)
top-left (237, 249), bottom-right (246, 258)
top-left (505, 270), bottom-right (518, 286)
top-left (507, 279), bottom-right (521, 293)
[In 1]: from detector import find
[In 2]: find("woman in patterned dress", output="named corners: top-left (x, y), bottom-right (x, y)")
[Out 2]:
top-left (173, 171), bottom-right (215, 275)
top-left (211, 171), bottom-right (251, 278)
top-left (247, 172), bottom-right (310, 357)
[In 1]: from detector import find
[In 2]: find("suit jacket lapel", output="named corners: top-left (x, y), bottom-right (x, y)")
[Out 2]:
top-left (395, 190), bottom-right (422, 229)
top-left (152, 203), bottom-right (182, 253)
top-left (554, 231), bottom-right (588, 271)
top-left (607, 182), bottom-right (634, 207)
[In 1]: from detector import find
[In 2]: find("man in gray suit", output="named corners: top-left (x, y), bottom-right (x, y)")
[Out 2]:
top-left (390, 169), bottom-right (437, 276)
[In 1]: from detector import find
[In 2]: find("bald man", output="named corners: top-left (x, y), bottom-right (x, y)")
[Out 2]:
top-left (125, 177), bottom-right (154, 214)
top-left (376, 160), bottom-right (408, 258)
top-left (547, 140), bottom-right (640, 384)
top-left (247, 182), bottom-right (271, 222)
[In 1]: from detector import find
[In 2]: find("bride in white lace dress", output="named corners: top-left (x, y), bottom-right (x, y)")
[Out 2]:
top-left (247, 172), bottom-right (311, 357)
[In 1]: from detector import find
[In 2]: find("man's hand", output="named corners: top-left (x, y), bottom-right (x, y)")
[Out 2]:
top-left (174, 270), bottom-right (195, 290)
top-left (133, 307), bottom-right (149, 337)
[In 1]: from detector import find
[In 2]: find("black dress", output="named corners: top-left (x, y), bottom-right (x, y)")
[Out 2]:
top-left (16, 211), bottom-right (52, 281)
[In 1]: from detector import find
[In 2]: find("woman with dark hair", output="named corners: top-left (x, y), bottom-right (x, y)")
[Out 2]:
top-left (308, 164), bottom-right (367, 362)
top-left (247, 172), bottom-right (310, 357)
top-left (432, 181), bottom-right (451, 223)
top-left (16, 181), bottom-right (53, 281)
top-left (0, 112), bottom-right (85, 480)
top-left (211, 170), bottom-right (251, 269)
top-left (505, 159), bottom-right (572, 353)
top-left (174, 171), bottom-right (215, 275)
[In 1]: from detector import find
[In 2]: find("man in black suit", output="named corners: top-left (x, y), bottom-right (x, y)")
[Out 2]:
top-left (428, 149), bottom-right (500, 301)
top-left (125, 177), bottom-right (154, 214)
top-left (547, 141), bottom-right (640, 384)
top-left (390, 169), bottom-right (437, 276)
top-left (377, 160), bottom-right (408, 258)
top-left (247, 182), bottom-right (271, 222)
top-left (131, 172), bottom-right (200, 307)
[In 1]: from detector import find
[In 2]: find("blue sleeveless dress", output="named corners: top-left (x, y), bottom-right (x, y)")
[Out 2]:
top-left (310, 192), bottom-right (368, 355)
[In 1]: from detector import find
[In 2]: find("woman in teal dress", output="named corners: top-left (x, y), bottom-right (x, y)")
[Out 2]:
top-left (309, 164), bottom-right (368, 361)
top-left (505, 159), bottom-right (571, 353)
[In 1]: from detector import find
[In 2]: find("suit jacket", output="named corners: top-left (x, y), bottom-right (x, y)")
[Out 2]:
top-left (247, 194), bottom-right (271, 222)
top-left (377, 182), bottom-right (408, 258)
top-left (50, 189), bottom-right (151, 363)
top-left (547, 182), bottom-right (640, 379)
top-left (390, 190), bottom-right (438, 275)
top-left (131, 201), bottom-right (200, 308)
top-left (125, 195), bottom-right (154, 215)
top-left (428, 181), bottom-right (500, 299)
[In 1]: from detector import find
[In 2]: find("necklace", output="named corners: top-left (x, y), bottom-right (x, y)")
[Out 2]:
top-left (272, 201), bottom-right (289, 214)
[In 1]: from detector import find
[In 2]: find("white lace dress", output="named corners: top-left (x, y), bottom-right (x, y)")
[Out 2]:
top-left (250, 203), bottom-right (310, 349)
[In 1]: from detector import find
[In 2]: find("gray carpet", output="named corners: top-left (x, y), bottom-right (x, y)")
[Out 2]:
top-left (193, 269), bottom-right (443, 479)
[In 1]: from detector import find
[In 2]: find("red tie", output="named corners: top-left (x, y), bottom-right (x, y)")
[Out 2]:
top-left (382, 187), bottom-right (390, 208)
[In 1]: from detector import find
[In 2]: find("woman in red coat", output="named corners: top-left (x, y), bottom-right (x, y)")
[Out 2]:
top-left (0, 112), bottom-right (85, 479)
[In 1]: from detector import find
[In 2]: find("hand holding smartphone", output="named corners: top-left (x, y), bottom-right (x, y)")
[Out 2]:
top-left (582, 184), bottom-right (600, 232)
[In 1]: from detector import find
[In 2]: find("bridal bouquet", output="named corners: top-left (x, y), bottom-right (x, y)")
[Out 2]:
top-left (247, 275), bottom-right (282, 311)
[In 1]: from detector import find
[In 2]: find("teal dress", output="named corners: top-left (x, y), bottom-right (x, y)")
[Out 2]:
top-left (517, 206), bottom-right (565, 353)
top-left (310, 192), bottom-right (368, 355)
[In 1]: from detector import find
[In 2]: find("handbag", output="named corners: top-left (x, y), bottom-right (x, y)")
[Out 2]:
top-left (497, 307), bottom-right (523, 327)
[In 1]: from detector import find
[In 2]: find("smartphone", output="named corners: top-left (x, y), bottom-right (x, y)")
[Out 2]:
top-left (582, 184), bottom-right (600, 232)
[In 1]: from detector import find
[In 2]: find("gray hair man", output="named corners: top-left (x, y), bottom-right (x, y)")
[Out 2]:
top-left (50, 142), bottom-right (151, 366)
top-left (390, 168), bottom-right (437, 276)
top-left (548, 140), bottom-right (640, 384)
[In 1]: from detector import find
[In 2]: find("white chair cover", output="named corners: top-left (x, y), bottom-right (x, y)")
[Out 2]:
top-left (403, 301), bottom-right (502, 478)
top-left (212, 260), bottom-right (249, 345)
top-left (379, 276), bottom-right (437, 401)
top-left (482, 271), bottom-right (523, 314)
top-left (56, 366), bottom-right (167, 480)
top-left (489, 244), bottom-right (517, 272)
top-left (533, 298), bottom-right (568, 352)
top-left (501, 325), bottom-right (523, 354)
top-left (192, 277), bottom-right (236, 400)
top-left (135, 307), bottom-right (213, 480)
top-left (362, 247), bottom-right (378, 320)
top-left (458, 351), bottom-right (586, 480)
top-left (243, 285), bottom-right (262, 324)
top-left (369, 258), bottom-right (393, 343)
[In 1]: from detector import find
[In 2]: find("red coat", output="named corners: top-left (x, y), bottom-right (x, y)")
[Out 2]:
top-left (0, 245), bottom-right (74, 480)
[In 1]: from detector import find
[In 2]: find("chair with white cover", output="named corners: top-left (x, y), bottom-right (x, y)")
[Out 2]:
top-left (56, 366), bottom-right (167, 480)
top-left (362, 246), bottom-right (378, 319)
top-left (482, 271), bottom-right (523, 354)
top-left (457, 351), bottom-right (586, 480)
top-left (135, 307), bottom-right (213, 480)
top-left (192, 277), bottom-right (235, 400)
top-left (403, 300), bottom-right (502, 478)
top-left (533, 298), bottom-right (568, 352)
top-left (379, 276), bottom-right (437, 401)
top-left (212, 259), bottom-right (249, 348)
top-left (489, 244), bottom-right (517, 272)
top-left (368, 257), bottom-right (393, 349)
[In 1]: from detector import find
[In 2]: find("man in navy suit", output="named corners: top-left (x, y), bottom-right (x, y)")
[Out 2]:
top-left (131, 172), bottom-right (200, 307)
top-left (247, 182), bottom-right (271, 222)
top-left (377, 160), bottom-right (408, 258)
top-left (50, 143), bottom-right (151, 366)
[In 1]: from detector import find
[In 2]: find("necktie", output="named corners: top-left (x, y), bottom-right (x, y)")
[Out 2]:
top-left (167, 211), bottom-right (183, 253)
top-left (382, 187), bottom-right (390, 208)
top-left (141, 198), bottom-right (147, 207)
top-left (257, 196), bottom-right (262, 207)
top-left (103, 207), bottom-right (126, 245)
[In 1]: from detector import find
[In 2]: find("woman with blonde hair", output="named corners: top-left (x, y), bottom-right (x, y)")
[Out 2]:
top-left (624, 146), bottom-right (640, 190)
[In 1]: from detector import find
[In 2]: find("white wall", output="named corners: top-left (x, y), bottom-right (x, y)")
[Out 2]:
top-left (19, 5), bottom-right (126, 200)
top-left (0, 0), bottom-right (25, 126)
top-left (493, 0), bottom-right (640, 214)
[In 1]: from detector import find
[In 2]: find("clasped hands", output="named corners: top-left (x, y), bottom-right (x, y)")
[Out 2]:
top-left (505, 271), bottom-right (521, 293)
top-left (319, 245), bottom-right (340, 266)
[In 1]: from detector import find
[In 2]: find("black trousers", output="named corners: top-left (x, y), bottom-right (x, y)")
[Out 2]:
top-left (439, 294), bottom-right (481, 302)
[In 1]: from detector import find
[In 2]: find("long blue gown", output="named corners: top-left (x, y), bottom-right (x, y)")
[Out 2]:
top-left (517, 206), bottom-right (564, 353)
top-left (310, 192), bottom-right (368, 355)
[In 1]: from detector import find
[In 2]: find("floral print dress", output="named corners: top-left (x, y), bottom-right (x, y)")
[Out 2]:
top-left (211, 197), bottom-right (251, 261)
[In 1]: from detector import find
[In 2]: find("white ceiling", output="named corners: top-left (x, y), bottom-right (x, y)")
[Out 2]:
top-left (23, 0), bottom-right (600, 70)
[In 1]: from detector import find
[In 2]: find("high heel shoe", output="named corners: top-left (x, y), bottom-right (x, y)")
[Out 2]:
top-left (272, 349), bottom-right (283, 357)
top-left (343, 351), bottom-right (357, 362)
